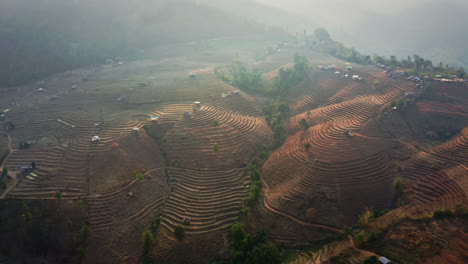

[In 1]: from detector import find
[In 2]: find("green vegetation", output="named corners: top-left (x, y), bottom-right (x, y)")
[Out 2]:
top-left (263, 101), bottom-right (289, 148)
top-left (135, 172), bottom-right (144, 181)
top-left (4, 121), bottom-right (15, 130)
top-left (433, 208), bottom-right (453, 219)
top-left (213, 143), bottom-right (219, 152)
top-left (141, 229), bottom-right (155, 255)
top-left (213, 120), bottom-right (220, 126)
top-left (174, 225), bottom-right (185, 239)
top-left (54, 191), bottom-right (62, 200)
top-left (304, 143), bottom-right (311, 150)
top-left (390, 98), bottom-right (414, 113)
top-left (272, 53), bottom-right (308, 95)
top-left (363, 256), bottom-right (379, 264)
top-left (311, 28), bottom-right (465, 78)
top-left (18, 142), bottom-right (32, 150)
top-left (299, 118), bottom-right (309, 130)
top-left (392, 177), bottom-right (405, 207)
top-left (227, 61), bottom-right (263, 94)
top-left (143, 125), bottom-right (163, 144)
top-left (222, 53), bottom-right (309, 97)
top-left (230, 222), bottom-right (280, 264)
top-left (0, 151), bottom-right (9, 167)
top-left (359, 208), bottom-right (389, 227)
top-left (355, 232), bottom-right (366, 248)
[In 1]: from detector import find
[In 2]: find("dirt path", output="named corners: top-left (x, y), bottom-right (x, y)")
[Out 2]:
top-left (262, 197), bottom-right (343, 233)
top-left (0, 132), bottom-right (18, 199)
top-left (353, 132), bottom-right (421, 151)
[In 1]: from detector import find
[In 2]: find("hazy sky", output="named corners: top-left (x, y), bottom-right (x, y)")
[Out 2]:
top-left (255, 0), bottom-right (468, 67)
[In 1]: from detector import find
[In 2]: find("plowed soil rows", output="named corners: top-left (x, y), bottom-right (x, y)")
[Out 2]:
top-left (161, 168), bottom-right (249, 235)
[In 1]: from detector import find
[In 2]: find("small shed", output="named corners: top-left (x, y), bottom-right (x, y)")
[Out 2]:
top-left (92, 136), bottom-right (101, 142)
top-left (19, 165), bottom-right (33, 173)
top-left (189, 72), bottom-right (197, 78)
top-left (378, 256), bottom-right (392, 264)
top-left (194, 101), bottom-right (201, 107)
top-left (233, 90), bottom-right (241, 95)
top-left (132, 127), bottom-right (140, 132)
top-left (150, 116), bottom-right (159, 121)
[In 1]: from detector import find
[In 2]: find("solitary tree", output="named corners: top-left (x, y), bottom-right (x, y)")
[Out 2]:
top-left (141, 229), bottom-right (155, 255)
top-left (373, 80), bottom-right (380, 91)
top-left (299, 118), bottom-right (309, 131)
top-left (314, 28), bottom-right (331, 42)
top-left (55, 191), bottom-right (62, 200)
top-left (1, 168), bottom-right (7, 176)
top-left (174, 225), bottom-right (185, 239)
top-left (213, 143), bottom-right (219, 152)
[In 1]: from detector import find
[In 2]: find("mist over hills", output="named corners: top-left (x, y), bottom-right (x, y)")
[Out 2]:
top-left (256, 0), bottom-right (468, 68)
top-left (0, 0), bottom-right (277, 88)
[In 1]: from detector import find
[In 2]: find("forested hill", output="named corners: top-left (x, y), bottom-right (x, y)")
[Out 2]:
top-left (0, 0), bottom-right (273, 88)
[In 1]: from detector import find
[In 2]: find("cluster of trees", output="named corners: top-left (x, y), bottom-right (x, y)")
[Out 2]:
top-left (262, 101), bottom-right (289, 148)
top-left (312, 28), bottom-right (466, 78)
top-left (226, 61), bottom-right (263, 94)
top-left (272, 53), bottom-right (309, 95)
top-left (374, 54), bottom-right (465, 78)
top-left (312, 28), bottom-right (372, 65)
top-left (230, 222), bottom-right (280, 264)
top-left (223, 53), bottom-right (309, 97)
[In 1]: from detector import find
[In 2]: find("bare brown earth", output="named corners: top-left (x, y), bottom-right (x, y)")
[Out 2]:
top-left (256, 58), bottom-right (467, 263)
top-left (0, 45), bottom-right (274, 263)
top-left (0, 44), bottom-right (467, 264)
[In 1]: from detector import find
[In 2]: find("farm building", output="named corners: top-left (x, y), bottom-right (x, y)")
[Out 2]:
top-left (378, 256), bottom-right (392, 264)
top-left (189, 72), bottom-right (197, 78)
top-left (92, 136), bottom-right (101, 142)
top-left (150, 116), bottom-right (159, 121)
top-left (19, 165), bottom-right (33, 173)
top-left (194, 101), bottom-right (201, 108)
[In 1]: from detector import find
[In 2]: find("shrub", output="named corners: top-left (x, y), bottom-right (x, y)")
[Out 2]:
top-left (213, 120), bottom-right (220, 126)
top-left (213, 143), bottom-right (219, 152)
top-left (174, 225), bottom-right (185, 239)
top-left (355, 232), bottom-right (366, 248)
top-left (299, 118), bottom-right (309, 130)
top-left (141, 229), bottom-right (155, 255)
top-left (304, 143), bottom-right (311, 150)
top-left (433, 208), bottom-right (453, 219)
top-left (152, 217), bottom-right (161, 233)
top-left (55, 192), bottom-right (62, 200)
top-left (363, 256), bottom-right (378, 264)
top-left (135, 172), bottom-right (144, 181)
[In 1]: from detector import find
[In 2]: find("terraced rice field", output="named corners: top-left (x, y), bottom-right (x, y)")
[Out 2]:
top-left (262, 64), bottom-right (425, 226)
top-left (0, 53), bottom-right (273, 256)
top-left (401, 128), bottom-right (468, 214)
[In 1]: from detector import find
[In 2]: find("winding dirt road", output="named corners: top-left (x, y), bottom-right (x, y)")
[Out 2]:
top-left (262, 196), bottom-right (343, 233)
